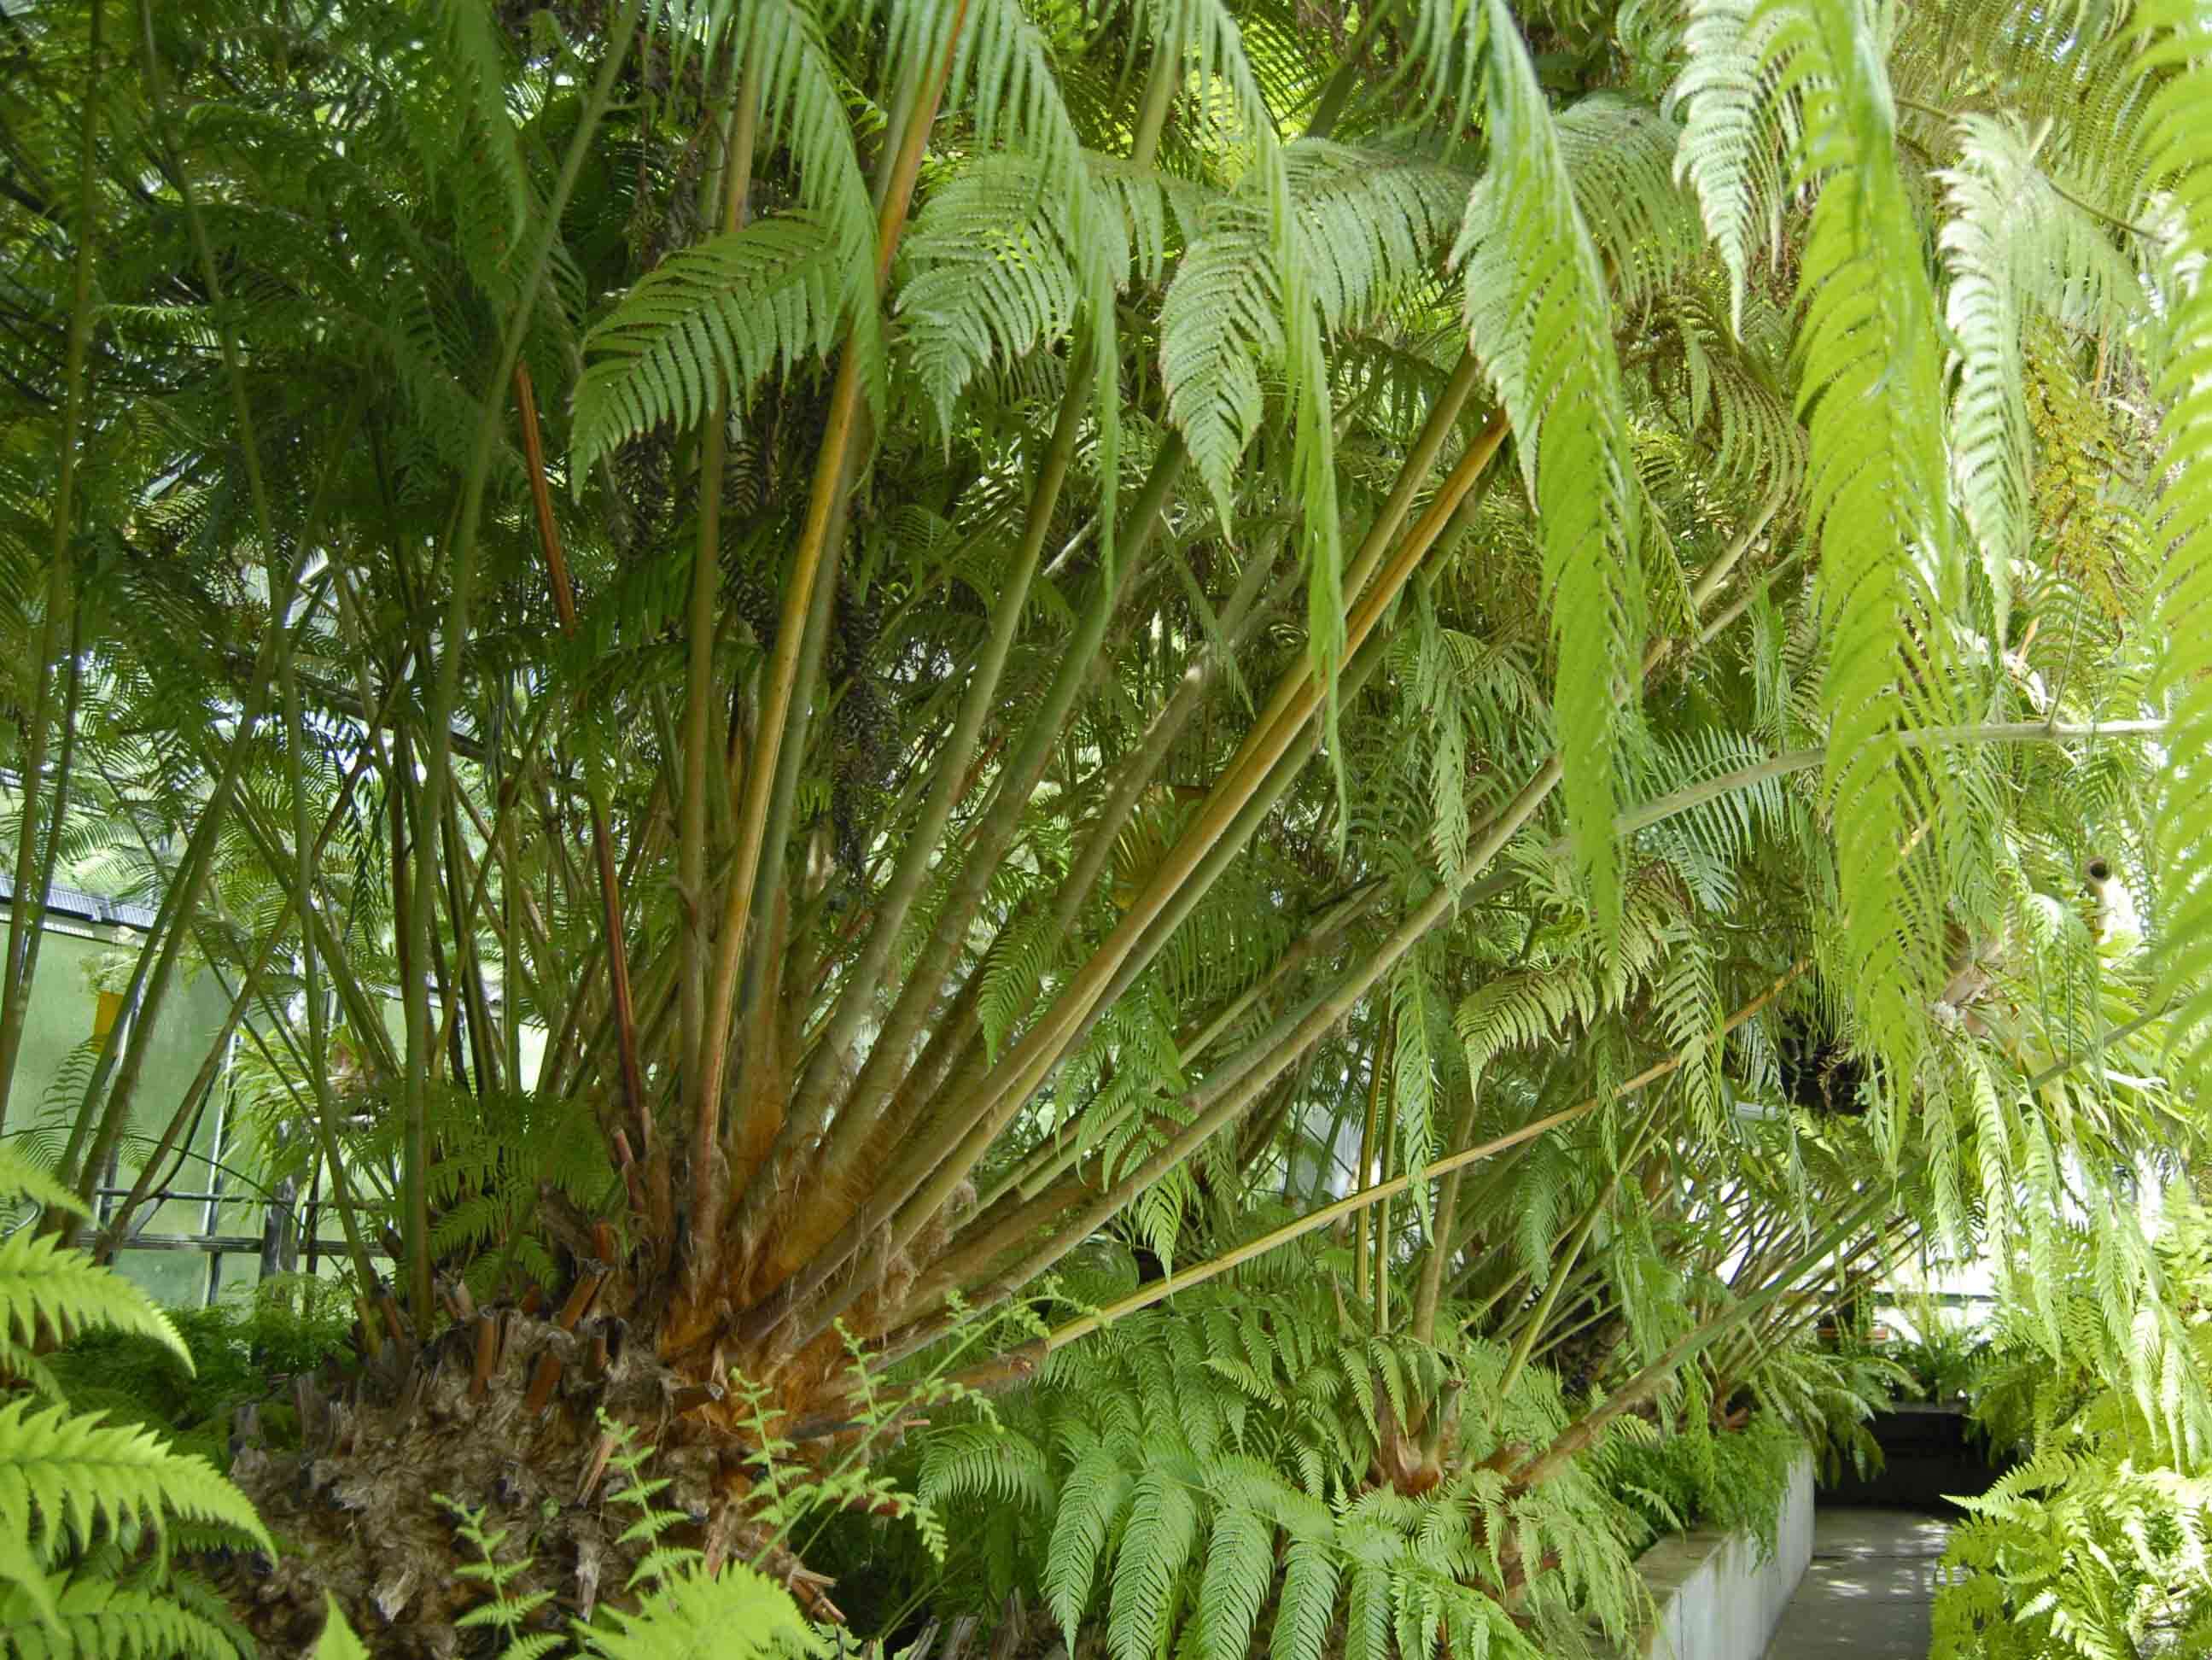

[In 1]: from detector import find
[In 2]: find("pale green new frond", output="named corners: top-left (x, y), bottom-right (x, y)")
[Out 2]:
top-left (0, 1398), bottom-right (270, 1557)
top-left (0, 1228), bottom-right (190, 1367)
top-left (586, 1561), bottom-right (830, 1660)
top-left (1457, 965), bottom-right (1599, 1086)
top-left (2130, 0), bottom-right (2212, 1084)
top-left (0, 1574), bottom-right (242, 1660)
top-left (426, 0), bottom-right (528, 241)
top-left (1458, 18), bottom-right (1645, 938)
top-left (570, 214), bottom-right (843, 479)
top-left (1757, 0), bottom-right (1959, 1107)
top-left (918, 1423), bottom-right (1053, 1512)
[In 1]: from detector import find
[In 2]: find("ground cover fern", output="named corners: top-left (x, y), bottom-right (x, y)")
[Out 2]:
top-left (910, 1269), bottom-right (1657, 1660)
top-left (0, 1146), bottom-right (267, 1657)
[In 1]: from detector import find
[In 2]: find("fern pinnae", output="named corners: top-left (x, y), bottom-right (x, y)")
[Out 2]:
top-left (0, 1575), bottom-right (244, 1660)
top-left (1670, 0), bottom-right (1801, 330)
top-left (2127, 0), bottom-right (2212, 1093)
top-left (1457, 0), bottom-right (1645, 941)
top-left (0, 1228), bottom-right (190, 1367)
top-left (1197, 1504), bottom-right (1275, 1660)
top-left (569, 213), bottom-right (843, 479)
top-left (1742, 0), bottom-right (1959, 1113)
top-left (1107, 1463), bottom-right (1200, 1660)
top-left (1941, 112), bottom-right (2142, 627)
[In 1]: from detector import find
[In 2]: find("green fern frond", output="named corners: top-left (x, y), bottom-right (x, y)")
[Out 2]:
top-left (1940, 112), bottom-right (2142, 622)
top-left (570, 214), bottom-right (843, 479)
top-left (0, 1229), bottom-right (190, 1366)
top-left (2131, 0), bottom-right (2212, 1086)
top-left (0, 1573), bottom-right (243, 1659)
top-left (587, 1561), bottom-right (829, 1660)
top-left (1670, 0), bottom-right (1800, 330)
top-left (1198, 1504), bottom-right (1275, 1660)
top-left (0, 1398), bottom-right (270, 1558)
top-left (1045, 1440), bottom-right (1130, 1645)
top-left (1751, 0), bottom-right (1960, 1108)
top-left (1106, 1463), bottom-right (1199, 1660)
top-left (1555, 96), bottom-right (1707, 311)
top-left (1457, 5), bottom-right (1645, 937)
top-left (0, 1147), bottom-right (87, 1220)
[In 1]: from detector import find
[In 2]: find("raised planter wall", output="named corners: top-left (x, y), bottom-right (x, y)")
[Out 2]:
top-left (1627, 1452), bottom-right (1813, 1660)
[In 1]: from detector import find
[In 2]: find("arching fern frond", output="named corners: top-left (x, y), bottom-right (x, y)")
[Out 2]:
top-left (570, 214), bottom-right (843, 479)
top-left (1670, 0), bottom-right (1801, 330)
top-left (1748, 0), bottom-right (1961, 1113)
top-left (0, 1575), bottom-right (243, 1660)
top-left (1456, 0), bottom-right (1645, 937)
top-left (0, 1227), bottom-right (188, 1365)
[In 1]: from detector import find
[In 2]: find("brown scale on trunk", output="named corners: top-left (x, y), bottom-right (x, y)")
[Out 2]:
top-left (224, 1255), bottom-right (858, 1655)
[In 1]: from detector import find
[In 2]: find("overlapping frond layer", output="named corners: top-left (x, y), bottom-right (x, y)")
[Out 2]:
top-left (1941, 113), bottom-right (2142, 619)
top-left (1140, 0), bottom-right (1342, 679)
top-left (1457, 7), bottom-right (1644, 934)
top-left (1555, 96), bottom-right (1707, 312)
top-left (1748, 0), bottom-right (1959, 1115)
top-left (2133, 0), bottom-right (2212, 1083)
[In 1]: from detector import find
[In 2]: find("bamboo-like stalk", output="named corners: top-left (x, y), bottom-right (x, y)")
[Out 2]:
top-left (925, 961), bottom-right (1810, 1363)
top-left (960, 417), bottom-right (1507, 1154)
top-left (66, 0), bottom-right (312, 1228)
top-left (0, 0), bottom-right (102, 1128)
top-left (900, 620), bottom-right (2139, 1323)
top-left (756, 11), bottom-right (1204, 1253)
top-left (516, 362), bottom-right (656, 1220)
top-left (1507, 1189), bottom-right (1888, 1492)
top-left (733, 444), bottom-right (1189, 1310)
top-left (1372, 1020), bottom-right (1399, 1335)
top-left (91, 740), bottom-right (379, 1257)
top-left (782, 341), bottom-right (1094, 1156)
top-left (689, 0), bottom-right (973, 1279)
top-left (1494, 1106), bottom-right (1664, 1400)
top-left (819, 414), bottom-right (1512, 1331)
top-left (679, 68), bottom-right (759, 1187)
top-left (395, 0), bottom-right (645, 1327)
top-left (1409, 1085), bottom-right (1479, 1346)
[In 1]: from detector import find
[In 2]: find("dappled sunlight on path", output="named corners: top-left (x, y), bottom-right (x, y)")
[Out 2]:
top-left (1760, 1510), bottom-right (1948, 1659)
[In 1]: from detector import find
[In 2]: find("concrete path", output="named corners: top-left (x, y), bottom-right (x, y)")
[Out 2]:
top-left (1760, 1510), bottom-right (1949, 1659)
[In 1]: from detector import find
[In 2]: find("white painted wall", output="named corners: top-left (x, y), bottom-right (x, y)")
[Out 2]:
top-left (1630, 1452), bottom-right (1813, 1660)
